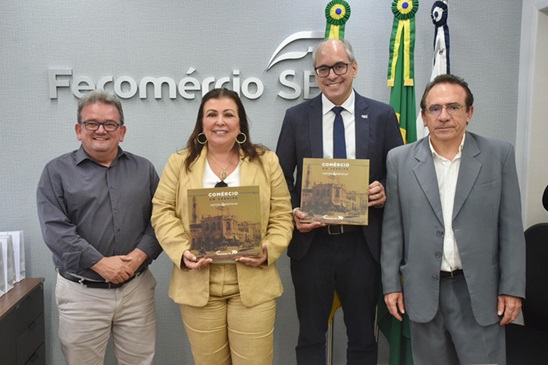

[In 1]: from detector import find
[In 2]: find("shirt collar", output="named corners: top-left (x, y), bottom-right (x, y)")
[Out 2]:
top-left (322, 90), bottom-right (355, 115)
top-left (429, 133), bottom-right (466, 160)
top-left (75, 145), bottom-right (127, 166)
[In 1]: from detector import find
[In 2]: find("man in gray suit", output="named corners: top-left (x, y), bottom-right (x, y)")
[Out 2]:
top-left (381, 74), bottom-right (525, 365)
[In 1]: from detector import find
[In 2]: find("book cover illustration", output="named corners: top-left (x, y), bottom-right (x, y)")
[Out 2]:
top-left (187, 186), bottom-right (262, 262)
top-left (301, 158), bottom-right (370, 225)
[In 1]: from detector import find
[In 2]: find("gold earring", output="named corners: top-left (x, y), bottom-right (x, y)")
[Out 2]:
top-left (236, 132), bottom-right (247, 145)
top-left (197, 133), bottom-right (207, 145)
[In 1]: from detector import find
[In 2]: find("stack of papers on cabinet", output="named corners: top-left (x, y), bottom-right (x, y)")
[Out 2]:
top-left (0, 231), bottom-right (25, 296)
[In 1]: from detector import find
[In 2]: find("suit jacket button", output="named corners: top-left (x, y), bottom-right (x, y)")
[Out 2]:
top-left (432, 274), bottom-right (439, 281)
top-left (436, 231), bottom-right (444, 237)
top-left (435, 251), bottom-right (442, 258)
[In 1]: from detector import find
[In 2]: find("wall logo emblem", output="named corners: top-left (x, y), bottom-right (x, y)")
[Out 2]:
top-left (49, 31), bottom-right (324, 101)
top-left (267, 31), bottom-right (324, 70)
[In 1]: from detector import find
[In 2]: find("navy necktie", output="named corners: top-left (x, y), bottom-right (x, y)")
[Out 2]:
top-left (332, 106), bottom-right (346, 158)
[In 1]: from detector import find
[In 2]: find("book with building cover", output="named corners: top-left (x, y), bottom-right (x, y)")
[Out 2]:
top-left (300, 158), bottom-right (370, 225)
top-left (187, 186), bottom-right (262, 262)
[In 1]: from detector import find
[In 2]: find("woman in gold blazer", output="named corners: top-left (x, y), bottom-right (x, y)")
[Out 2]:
top-left (152, 88), bottom-right (293, 365)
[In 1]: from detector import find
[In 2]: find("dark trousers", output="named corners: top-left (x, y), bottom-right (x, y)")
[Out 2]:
top-left (291, 230), bottom-right (380, 365)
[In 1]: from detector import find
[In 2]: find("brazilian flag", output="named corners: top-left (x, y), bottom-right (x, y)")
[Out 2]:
top-left (386, 0), bottom-right (419, 144)
top-left (378, 1), bottom-right (418, 365)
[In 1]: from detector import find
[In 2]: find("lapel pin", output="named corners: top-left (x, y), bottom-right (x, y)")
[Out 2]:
top-left (362, 114), bottom-right (368, 119)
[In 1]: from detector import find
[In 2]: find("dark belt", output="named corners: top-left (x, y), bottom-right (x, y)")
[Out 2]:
top-left (318, 224), bottom-right (362, 235)
top-left (440, 269), bottom-right (463, 278)
top-left (58, 268), bottom-right (146, 289)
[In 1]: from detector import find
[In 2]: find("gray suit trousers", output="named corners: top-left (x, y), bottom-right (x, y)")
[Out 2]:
top-left (409, 274), bottom-right (505, 365)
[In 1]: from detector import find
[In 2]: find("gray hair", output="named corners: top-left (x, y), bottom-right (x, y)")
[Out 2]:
top-left (312, 39), bottom-right (356, 67)
top-left (77, 89), bottom-right (125, 125)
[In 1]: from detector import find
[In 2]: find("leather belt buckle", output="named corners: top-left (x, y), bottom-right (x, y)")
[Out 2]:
top-left (440, 269), bottom-right (463, 278)
top-left (327, 225), bottom-right (344, 235)
top-left (58, 268), bottom-right (146, 289)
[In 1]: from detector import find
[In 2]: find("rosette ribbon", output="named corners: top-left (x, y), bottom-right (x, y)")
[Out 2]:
top-left (387, 0), bottom-right (419, 87)
top-left (431, 0), bottom-right (450, 75)
top-left (324, 0), bottom-right (351, 40)
top-left (415, 0), bottom-right (450, 140)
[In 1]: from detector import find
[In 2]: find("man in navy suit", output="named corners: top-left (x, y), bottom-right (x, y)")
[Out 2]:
top-left (382, 74), bottom-right (525, 365)
top-left (276, 39), bottom-right (403, 364)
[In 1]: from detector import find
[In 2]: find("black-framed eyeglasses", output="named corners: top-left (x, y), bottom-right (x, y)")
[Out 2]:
top-left (80, 120), bottom-right (122, 132)
top-left (215, 181), bottom-right (228, 188)
top-left (314, 62), bottom-right (350, 78)
top-left (424, 104), bottom-right (465, 117)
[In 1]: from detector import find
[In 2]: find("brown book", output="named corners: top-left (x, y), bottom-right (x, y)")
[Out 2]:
top-left (300, 158), bottom-right (370, 225)
top-left (187, 186), bottom-right (262, 262)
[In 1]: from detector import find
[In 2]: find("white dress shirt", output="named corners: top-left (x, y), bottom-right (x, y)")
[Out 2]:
top-left (203, 160), bottom-right (241, 188)
top-left (430, 135), bottom-right (465, 272)
top-left (321, 91), bottom-right (356, 159)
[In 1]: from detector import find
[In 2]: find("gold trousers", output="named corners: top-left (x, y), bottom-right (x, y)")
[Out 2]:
top-left (180, 264), bottom-right (276, 365)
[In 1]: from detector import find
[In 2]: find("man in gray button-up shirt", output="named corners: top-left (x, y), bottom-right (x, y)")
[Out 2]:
top-left (37, 90), bottom-right (162, 365)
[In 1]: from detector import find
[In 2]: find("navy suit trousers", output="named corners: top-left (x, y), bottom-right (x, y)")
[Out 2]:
top-left (291, 229), bottom-right (380, 365)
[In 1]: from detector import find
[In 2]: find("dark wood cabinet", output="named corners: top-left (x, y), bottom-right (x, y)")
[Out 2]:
top-left (0, 278), bottom-right (46, 365)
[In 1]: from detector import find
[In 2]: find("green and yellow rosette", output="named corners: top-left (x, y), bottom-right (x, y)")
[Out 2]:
top-left (325, 0), bottom-right (351, 40)
top-left (387, 0), bottom-right (419, 87)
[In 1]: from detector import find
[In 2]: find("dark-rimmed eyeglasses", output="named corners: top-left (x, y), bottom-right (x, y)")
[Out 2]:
top-left (314, 62), bottom-right (350, 78)
top-left (80, 120), bottom-right (122, 132)
top-left (424, 104), bottom-right (465, 117)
